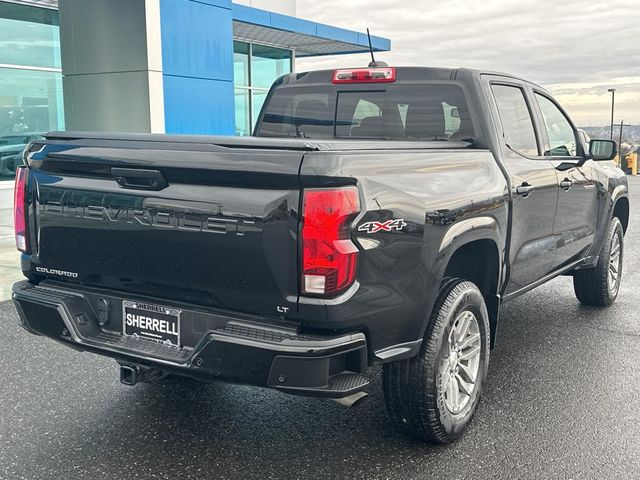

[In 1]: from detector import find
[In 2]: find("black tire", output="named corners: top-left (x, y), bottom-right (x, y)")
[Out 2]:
top-left (573, 217), bottom-right (624, 307)
top-left (382, 278), bottom-right (490, 443)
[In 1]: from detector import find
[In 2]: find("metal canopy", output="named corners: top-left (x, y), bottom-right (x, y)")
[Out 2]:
top-left (1, 0), bottom-right (58, 9)
top-left (233, 21), bottom-right (389, 57)
top-left (232, 4), bottom-right (390, 57)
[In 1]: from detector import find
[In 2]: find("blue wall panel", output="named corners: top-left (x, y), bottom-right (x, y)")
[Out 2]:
top-left (160, 0), bottom-right (234, 134)
top-left (163, 75), bottom-right (234, 135)
top-left (357, 32), bottom-right (391, 52)
top-left (269, 12), bottom-right (317, 36)
top-left (160, 0), bottom-right (233, 80)
top-left (231, 3), bottom-right (271, 25)
top-left (316, 24), bottom-right (359, 46)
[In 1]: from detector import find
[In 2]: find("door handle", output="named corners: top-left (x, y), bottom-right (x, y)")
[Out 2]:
top-left (111, 167), bottom-right (167, 191)
top-left (560, 179), bottom-right (573, 191)
top-left (514, 182), bottom-right (534, 197)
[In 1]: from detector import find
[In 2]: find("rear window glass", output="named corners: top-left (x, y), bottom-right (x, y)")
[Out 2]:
top-left (255, 84), bottom-right (475, 142)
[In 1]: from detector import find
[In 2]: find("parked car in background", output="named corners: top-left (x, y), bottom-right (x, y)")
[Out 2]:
top-left (11, 66), bottom-right (629, 444)
top-left (0, 134), bottom-right (43, 179)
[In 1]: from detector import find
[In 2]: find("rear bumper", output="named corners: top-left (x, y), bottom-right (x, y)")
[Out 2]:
top-left (12, 281), bottom-right (369, 398)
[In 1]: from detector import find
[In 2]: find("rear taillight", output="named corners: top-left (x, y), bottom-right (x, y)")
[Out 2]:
top-left (332, 67), bottom-right (396, 84)
top-left (14, 166), bottom-right (29, 253)
top-left (302, 187), bottom-right (360, 296)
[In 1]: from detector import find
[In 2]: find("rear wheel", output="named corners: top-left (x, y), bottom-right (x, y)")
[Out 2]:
top-left (573, 217), bottom-right (624, 306)
top-left (382, 278), bottom-right (490, 443)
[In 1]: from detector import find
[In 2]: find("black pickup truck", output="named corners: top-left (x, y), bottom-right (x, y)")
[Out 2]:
top-left (12, 66), bottom-right (629, 443)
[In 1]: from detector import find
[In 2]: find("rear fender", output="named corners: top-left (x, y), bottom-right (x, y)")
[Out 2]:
top-left (424, 216), bottom-right (503, 346)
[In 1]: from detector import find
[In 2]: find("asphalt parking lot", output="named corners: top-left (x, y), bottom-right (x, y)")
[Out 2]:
top-left (1, 176), bottom-right (638, 480)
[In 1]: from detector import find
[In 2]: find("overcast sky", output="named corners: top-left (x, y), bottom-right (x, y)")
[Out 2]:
top-left (296, 0), bottom-right (640, 126)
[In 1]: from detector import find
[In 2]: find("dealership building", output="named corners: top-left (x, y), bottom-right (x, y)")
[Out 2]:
top-left (0, 0), bottom-right (390, 143)
top-left (0, 0), bottom-right (390, 287)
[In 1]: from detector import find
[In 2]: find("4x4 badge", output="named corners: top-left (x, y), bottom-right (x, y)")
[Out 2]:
top-left (358, 219), bottom-right (406, 233)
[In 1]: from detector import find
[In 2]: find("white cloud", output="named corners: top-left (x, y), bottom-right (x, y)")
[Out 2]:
top-left (296, 0), bottom-right (640, 126)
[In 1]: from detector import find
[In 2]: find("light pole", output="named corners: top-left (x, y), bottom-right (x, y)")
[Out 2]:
top-left (618, 120), bottom-right (625, 170)
top-left (619, 120), bottom-right (624, 152)
top-left (608, 88), bottom-right (616, 140)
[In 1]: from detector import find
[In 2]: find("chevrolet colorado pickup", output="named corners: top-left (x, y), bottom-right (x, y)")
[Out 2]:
top-left (12, 66), bottom-right (629, 443)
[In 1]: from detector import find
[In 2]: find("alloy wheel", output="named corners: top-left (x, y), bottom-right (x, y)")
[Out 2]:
top-left (608, 232), bottom-right (622, 294)
top-left (439, 310), bottom-right (482, 414)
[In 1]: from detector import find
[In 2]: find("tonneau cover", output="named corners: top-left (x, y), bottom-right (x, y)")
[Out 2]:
top-left (44, 131), bottom-right (473, 152)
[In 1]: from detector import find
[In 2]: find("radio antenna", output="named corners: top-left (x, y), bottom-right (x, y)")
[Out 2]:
top-left (366, 28), bottom-right (387, 68)
top-left (367, 28), bottom-right (375, 64)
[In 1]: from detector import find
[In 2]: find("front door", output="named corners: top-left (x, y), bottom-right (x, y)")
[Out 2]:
top-left (532, 92), bottom-right (600, 267)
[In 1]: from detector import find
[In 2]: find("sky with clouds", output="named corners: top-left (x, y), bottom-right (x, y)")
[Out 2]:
top-left (296, 0), bottom-right (640, 126)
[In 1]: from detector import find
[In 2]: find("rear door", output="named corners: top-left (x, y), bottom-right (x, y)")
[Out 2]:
top-left (487, 81), bottom-right (560, 294)
top-left (28, 138), bottom-right (303, 317)
top-left (531, 91), bottom-right (600, 267)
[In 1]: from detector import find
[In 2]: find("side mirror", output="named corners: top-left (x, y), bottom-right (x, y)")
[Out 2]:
top-left (589, 139), bottom-right (617, 161)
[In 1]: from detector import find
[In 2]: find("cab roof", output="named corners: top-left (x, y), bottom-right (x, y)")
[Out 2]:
top-left (278, 66), bottom-right (547, 92)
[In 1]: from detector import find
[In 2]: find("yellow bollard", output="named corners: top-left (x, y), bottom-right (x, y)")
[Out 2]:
top-left (625, 153), bottom-right (638, 175)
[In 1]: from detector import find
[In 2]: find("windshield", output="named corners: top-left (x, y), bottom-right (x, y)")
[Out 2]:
top-left (255, 83), bottom-right (475, 142)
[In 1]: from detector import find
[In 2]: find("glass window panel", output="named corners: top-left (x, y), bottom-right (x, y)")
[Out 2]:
top-left (491, 84), bottom-right (539, 156)
top-left (256, 83), bottom-right (475, 141)
top-left (234, 88), bottom-right (250, 136)
top-left (250, 45), bottom-right (291, 89)
top-left (535, 93), bottom-right (578, 157)
top-left (0, 3), bottom-right (60, 68)
top-left (0, 67), bottom-right (63, 180)
top-left (233, 41), bottom-right (250, 88)
top-left (336, 92), bottom-right (384, 138)
top-left (257, 87), bottom-right (333, 138)
top-left (251, 89), bottom-right (268, 131)
top-left (443, 102), bottom-right (461, 136)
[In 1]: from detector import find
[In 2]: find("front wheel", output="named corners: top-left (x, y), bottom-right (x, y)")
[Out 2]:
top-left (382, 278), bottom-right (490, 443)
top-left (573, 217), bottom-right (624, 307)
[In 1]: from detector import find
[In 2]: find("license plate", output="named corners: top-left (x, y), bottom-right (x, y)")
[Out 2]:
top-left (122, 300), bottom-right (181, 347)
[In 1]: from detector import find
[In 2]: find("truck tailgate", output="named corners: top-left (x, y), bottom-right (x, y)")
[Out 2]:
top-left (27, 138), bottom-right (303, 316)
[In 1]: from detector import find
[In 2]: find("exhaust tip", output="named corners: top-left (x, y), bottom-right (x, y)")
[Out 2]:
top-left (332, 391), bottom-right (368, 408)
top-left (120, 365), bottom-right (139, 386)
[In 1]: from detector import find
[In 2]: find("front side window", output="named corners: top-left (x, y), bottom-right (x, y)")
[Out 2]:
top-left (535, 93), bottom-right (578, 157)
top-left (490, 84), bottom-right (538, 157)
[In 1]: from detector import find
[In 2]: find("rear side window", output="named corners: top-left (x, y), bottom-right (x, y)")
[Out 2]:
top-left (491, 84), bottom-right (539, 156)
top-left (256, 84), bottom-right (475, 142)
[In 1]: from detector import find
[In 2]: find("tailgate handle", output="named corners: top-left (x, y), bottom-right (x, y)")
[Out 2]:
top-left (111, 167), bottom-right (167, 191)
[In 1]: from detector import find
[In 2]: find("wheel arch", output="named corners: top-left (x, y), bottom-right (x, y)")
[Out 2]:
top-left (436, 217), bottom-right (503, 348)
top-left (443, 239), bottom-right (501, 300)
top-left (612, 195), bottom-right (629, 234)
